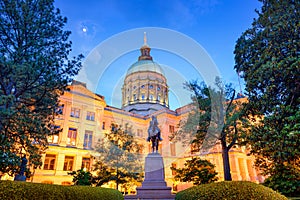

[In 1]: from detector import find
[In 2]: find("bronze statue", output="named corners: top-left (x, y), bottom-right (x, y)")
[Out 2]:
top-left (14, 155), bottom-right (27, 181)
top-left (147, 116), bottom-right (162, 153)
top-left (19, 156), bottom-right (27, 176)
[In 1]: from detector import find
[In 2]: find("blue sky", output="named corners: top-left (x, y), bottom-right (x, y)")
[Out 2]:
top-left (54, 0), bottom-right (262, 110)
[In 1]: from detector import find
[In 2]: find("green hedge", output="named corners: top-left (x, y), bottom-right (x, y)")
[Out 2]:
top-left (0, 180), bottom-right (123, 200)
top-left (175, 181), bottom-right (288, 200)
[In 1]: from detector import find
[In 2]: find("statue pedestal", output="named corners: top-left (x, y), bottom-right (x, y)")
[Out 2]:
top-left (14, 175), bottom-right (26, 181)
top-left (125, 153), bottom-right (175, 200)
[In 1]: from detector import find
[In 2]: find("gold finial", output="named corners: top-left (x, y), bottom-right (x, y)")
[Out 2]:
top-left (144, 32), bottom-right (147, 45)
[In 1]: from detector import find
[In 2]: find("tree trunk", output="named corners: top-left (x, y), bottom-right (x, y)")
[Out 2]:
top-left (222, 145), bottom-right (232, 181)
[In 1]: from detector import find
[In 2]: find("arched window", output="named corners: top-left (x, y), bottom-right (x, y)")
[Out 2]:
top-left (150, 94), bottom-right (153, 101)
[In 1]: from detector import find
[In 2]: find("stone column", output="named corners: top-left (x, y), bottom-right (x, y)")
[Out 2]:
top-left (60, 102), bottom-right (72, 146)
top-left (243, 158), bottom-right (250, 181)
top-left (235, 157), bottom-right (242, 180)
top-left (55, 153), bottom-right (65, 175)
top-left (77, 105), bottom-right (87, 149)
top-left (75, 155), bottom-right (83, 170)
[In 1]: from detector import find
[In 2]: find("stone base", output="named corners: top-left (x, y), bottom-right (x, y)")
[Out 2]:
top-left (125, 153), bottom-right (175, 200)
top-left (14, 175), bottom-right (26, 181)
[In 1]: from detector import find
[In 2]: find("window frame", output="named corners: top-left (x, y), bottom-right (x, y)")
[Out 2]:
top-left (43, 154), bottom-right (56, 170)
top-left (67, 128), bottom-right (77, 146)
top-left (86, 111), bottom-right (95, 121)
top-left (63, 156), bottom-right (74, 171)
top-left (70, 107), bottom-right (80, 118)
top-left (81, 157), bottom-right (91, 171)
top-left (83, 130), bottom-right (93, 149)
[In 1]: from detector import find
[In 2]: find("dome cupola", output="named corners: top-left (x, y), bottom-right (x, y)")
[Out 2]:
top-left (122, 33), bottom-right (169, 116)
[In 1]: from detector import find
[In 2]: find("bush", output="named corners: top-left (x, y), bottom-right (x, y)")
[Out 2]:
top-left (68, 169), bottom-right (93, 186)
top-left (0, 180), bottom-right (123, 200)
top-left (175, 181), bottom-right (288, 200)
top-left (263, 166), bottom-right (300, 197)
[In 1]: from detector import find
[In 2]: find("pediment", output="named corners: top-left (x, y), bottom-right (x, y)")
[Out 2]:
top-left (68, 84), bottom-right (104, 102)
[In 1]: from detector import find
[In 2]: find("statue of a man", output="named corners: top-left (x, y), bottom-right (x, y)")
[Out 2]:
top-left (20, 155), bottom-right (27, 176)
top-left (14, 155), bottom-right (27, 181)
top-left (147, 116), bottom-right (162, 153)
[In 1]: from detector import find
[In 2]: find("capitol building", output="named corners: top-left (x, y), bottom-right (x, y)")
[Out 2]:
top-left (25, 36), bottom-right (263, 192)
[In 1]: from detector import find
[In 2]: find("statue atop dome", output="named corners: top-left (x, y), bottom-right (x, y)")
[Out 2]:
top-left (143, 32), bottom-right (148, 46)
top-left (139, 32), bottom-right (152, 61)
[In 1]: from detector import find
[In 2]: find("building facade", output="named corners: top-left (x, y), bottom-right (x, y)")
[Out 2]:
top-left (14, 37), bottom-right (263, 192)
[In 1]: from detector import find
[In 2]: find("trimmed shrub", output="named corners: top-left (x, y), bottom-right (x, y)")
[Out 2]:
top-left (0, 180), bottom-right (123, 200)
top-left (175, 181), bottom-right (288, 200)
top-left (66, 186), bottom-right (123, 200)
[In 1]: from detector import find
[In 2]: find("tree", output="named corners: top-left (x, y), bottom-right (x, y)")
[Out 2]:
top-left (234, 0), bottom-right (300, 196)
top-left (172, 78), bottom-right (249, 181)
top-left (95, 123), bottom-right (143, 191)
top-left (91, 160), bottom-right (112, 187)
top-left (0, 0), bottom-right (83, 175)
top-left (171, 157), bottom-right (218, 185)
top-left (68, 169), bottom-right (92, 186)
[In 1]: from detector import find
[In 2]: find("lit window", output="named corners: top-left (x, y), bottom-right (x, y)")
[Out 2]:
top-left (111, 124), bottom-right (118, 131)
top-left (169, 125), bottom-right (175, 134)
top-left (84, 130), bottom-right (93, 149)
top-left (70, 107), bottom-right (80, 118)
top-left (81, 157), bottom-right (91, 171)
top-left (191, 143), bottom-right (200, 154)
top-left (67, 128), bottom-right (77, 146)
top-left (44, 154), bottom-right (56, 170)
top-left (48, 125), bottom-right (60, 144)
top-left (171, 163), bottom-right (177, 175)
top-left (41, 181), bottom-right (53, 184)
top-left (56, 104), bottom-right (64, 115)
top-left (63, 156), bottom-right (74, 171)
top-left (86, 111), bottom-right (95, 121)
top-left (150, 94), bottom-right (153, 101)
top-left (173, 184), bottom-right (178, 191)
top-left (61, 181), bottom-right (71, 186)
top-left (48, 134), bottom-right (59, 144)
